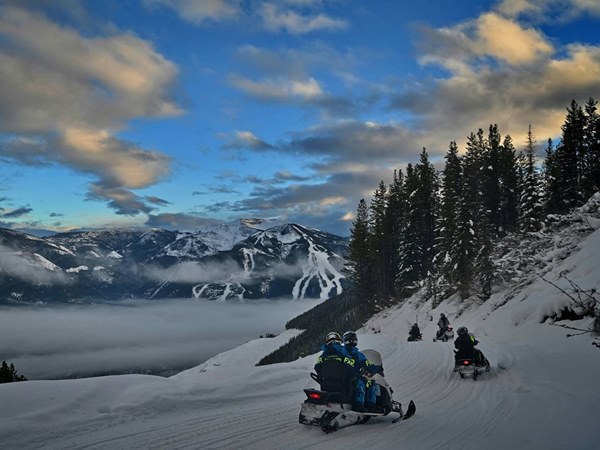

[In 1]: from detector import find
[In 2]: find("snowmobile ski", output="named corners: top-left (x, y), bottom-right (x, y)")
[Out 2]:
top-left (393, 400), bottom-right (416, 423)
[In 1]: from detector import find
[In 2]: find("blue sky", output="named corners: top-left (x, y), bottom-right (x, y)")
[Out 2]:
top-left (0, 0), bottom-right (599, 236)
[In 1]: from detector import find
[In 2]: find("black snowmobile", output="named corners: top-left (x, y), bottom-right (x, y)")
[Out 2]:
top-left (299, 349), bottom-right (416, 433)
top-left (453, 351), bottom-right (490, 380)
top-left (433, 326), bottom-right (454, 342)
top-left (407, 325), bottom-right (422, 342)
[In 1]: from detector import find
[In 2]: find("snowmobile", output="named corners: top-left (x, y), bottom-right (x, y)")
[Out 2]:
top-left (299, 349), bottom-right (416, 433)
top-left (407, 333), bottom-right (422, 342)
top-left (433, 326), bottom-right (454, 342)
top-left (407, 324), bottom-right (422, 341)
top-left (453, 351), bottom-right (490, 380)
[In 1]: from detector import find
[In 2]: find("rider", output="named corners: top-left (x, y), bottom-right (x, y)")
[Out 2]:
top-left (314, 332), bottom-right (352, 380)
top-left (436, 313), bottom-right (450, 340)
top-left (315, 331), bottom-right (354, 392)
top-left (408, 323), bottom-right (422, 341)
top-left (342, 331), bottom-right (379, 413)
top-left (454, 327), bottom-right (490, 371)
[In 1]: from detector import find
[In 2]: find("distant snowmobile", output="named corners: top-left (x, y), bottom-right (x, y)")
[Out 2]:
top-left (453, 351), bottom-right (491, 380)
top-left (299, 349), bottom-right (416, 433)
top-left (407, 324), bottom-right (422, 341)
top-left (433, 326), bottom-right (454, 342)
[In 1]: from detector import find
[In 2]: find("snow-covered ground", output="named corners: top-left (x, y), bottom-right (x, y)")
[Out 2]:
top-left (1, 229), bottom-right (599, 449)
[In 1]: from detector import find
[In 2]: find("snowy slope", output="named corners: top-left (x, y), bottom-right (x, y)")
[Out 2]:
top-left (1, 232), bottom-right (599, 449)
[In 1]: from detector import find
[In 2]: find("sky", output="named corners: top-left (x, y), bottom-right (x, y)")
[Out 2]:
top-left (0, 0), bottom-right (599, 236)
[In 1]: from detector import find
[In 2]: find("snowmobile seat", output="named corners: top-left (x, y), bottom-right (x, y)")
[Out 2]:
top-left (454, 349), bottom-right (476, 361)
top-left (318, 359), bottom-right (353, 403)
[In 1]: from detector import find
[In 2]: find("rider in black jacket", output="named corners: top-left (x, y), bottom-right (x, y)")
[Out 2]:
top-left (454, 327), bottom-right (490, 370)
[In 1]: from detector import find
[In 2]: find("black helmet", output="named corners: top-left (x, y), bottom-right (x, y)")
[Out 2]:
top-left (440, 313), bottom-right (445, 317)
top-left (342, 331), bottom-right (358, 347)
top-left (457, 326), bottom-right (468, 336)
top-left (326, 331), bottom-right (341, 344)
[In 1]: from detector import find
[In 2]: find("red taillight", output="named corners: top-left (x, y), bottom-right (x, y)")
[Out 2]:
top-left (463, 360), bottom-right (470, 365)
top-left (309, 392), bottom-right (322, 399)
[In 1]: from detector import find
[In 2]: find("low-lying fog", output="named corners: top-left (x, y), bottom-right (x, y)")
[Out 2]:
top-left (0, 298), bottom-right (322, 380)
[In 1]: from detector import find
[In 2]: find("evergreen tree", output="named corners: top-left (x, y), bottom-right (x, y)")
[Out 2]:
top-left (346, 199), bottom-right (372, 298)
top-left (519, 125), bottom-right (543, 231)
top-left (385, 169), bottom-right (407, 294)
top-left (498, 134), bottom-right (520, 233)
top-left (476, 216), bottom-right (494, 301)
top-left (397, 163), bottom-right (422, 290)
top-left (543, 138), bottom-right (562, 214)
top-left (483, 124), bottom-right (502, 233)
top-left (414, 148), bottom-right (439, 277)
top-left (436, 141), bottom-right (462, 286)
top-left (369, 180), bottom-right (389, 298)
top-left (583, 98), bottom-right (600, 199)
top-left (0, 360), bottom-right (27, 383)
top-left (453, 132), bottom-right (483, 299)
top-left (556, 99), bottom-right (586, 210)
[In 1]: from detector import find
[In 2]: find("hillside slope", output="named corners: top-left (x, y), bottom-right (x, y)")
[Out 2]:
top-left (1, 220), bottom-right (599, 449)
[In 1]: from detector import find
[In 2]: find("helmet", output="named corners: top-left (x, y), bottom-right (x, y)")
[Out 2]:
top-left (342, 331), bottom-right (358, 347)
top-left (326, 331), bottom-right (341, 345)
top-left (457, 326), bottom-right (468, 336)
top-left (440, 313), bottom-right (445, 317)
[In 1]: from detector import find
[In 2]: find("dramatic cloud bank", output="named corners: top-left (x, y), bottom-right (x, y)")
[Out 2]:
top-left (0, 6), bottom-right (180, 215)
top-left (0, 298), bottom-right (322, 379)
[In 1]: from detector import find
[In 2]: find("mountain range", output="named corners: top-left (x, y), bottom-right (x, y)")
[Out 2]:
top-left (0, 220), bottom-right (349, 304)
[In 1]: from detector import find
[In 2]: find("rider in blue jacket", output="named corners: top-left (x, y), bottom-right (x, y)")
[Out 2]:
top-left (342, 331), bottom-right (379, 412)
top-left (314, 331), bottom-right (353, 380)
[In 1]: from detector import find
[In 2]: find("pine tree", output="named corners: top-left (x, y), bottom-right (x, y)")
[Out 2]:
top-left (519, 125), bottom-right (543, 231)
top-left (0, 360), bottom-right (27, 383)
top-left (583, 98), bottom-right (600, 199)
top-left (346, 199), bottom-right (372, 298)
top-left (498, 134), bottom-right (520, 233)
top-left (397, 163), bottom-right (422, 290)
top-left (483, 124), bottom-right (502, 233)
top-left (556, 100), bottom-right (586, 210)
top-left (453, 132), bottom-right (483, 299)
top-left (370, 180), bottom-right (389, 298)
top-left (414, 148), bottom-right (439, 277)
top-left (543, 138), bottom-right (562, 214)
top-left (476, 216), bottom-right (494, 301)
top-left (385, 169), bottom-right (407, 294)
top-left (436, 141), bottom-right (462, 286)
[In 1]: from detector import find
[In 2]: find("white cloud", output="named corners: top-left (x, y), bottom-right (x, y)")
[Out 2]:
top-left (229, 75), bottom-right (323, 101)
top-left (0, 299), bottom-right (321, 379)
top-left (0, 244), bottom-right (71, 285)
top-left (401, 7), bottom-right (600, 151)
top-left (497, 0), bottom-right (600, 18)
top-left (474, 13), bottom-right (553, 64)
top-left (144, 0), bottom-right (241, 23)
top-left (0, 6), bottom-right (180, 214)
top-left (143, 260), bottom-right (244, 284)
top-left (259, 2), bottom-right (348, 34)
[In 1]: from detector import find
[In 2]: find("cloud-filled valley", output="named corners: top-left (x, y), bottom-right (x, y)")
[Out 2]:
top-left (0, 298), bottom-right (321, 379)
